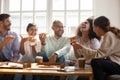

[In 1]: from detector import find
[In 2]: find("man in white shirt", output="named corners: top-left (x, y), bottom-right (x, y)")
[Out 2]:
top-left (37, 20), bottom-right (70, 80)
top-left (39, 20), bottom-right (70, 63)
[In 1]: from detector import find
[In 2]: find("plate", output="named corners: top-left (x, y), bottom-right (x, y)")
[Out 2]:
top-left (0, 65), bottom-right (22, 69)
top-left (0, 62), bottom-right (23, 69)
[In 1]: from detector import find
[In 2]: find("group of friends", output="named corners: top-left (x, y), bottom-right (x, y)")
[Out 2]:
top-left (0, 13), bottom-right (120, 80)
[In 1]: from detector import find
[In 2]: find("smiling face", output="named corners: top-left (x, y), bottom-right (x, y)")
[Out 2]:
top-left (1, 17), bottom-right (11, 31)
top-left (52, 21), bottom-right (64, 37)
top-left (80, 21), bottom-right (90, 32)
top-left (27, 25), bottom-right (38, 37)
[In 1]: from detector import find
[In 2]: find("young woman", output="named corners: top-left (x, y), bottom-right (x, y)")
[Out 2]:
top-left (72, 16), bottom-right (120, 80)
top-left (14, 23), bottom-right (42, 80)
top-left (67, 18), bottom-right (100, 64)
top-left (20, 23), bottom-right (41, 62)
top-left (62, 18), bottom-right (101, 80)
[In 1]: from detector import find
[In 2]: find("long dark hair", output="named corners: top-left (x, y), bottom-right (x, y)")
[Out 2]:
top-left (76, 18), bottom-right (100, 41)
top-left (94, 16), bottom-right (120, 39)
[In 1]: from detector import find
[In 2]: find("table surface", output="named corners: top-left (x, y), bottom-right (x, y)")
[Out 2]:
top-left (0, 62), bottom-right (93, 76)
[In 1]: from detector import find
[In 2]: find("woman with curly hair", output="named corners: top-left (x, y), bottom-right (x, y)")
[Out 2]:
top-left (72, 16), bottom-right (120, 80)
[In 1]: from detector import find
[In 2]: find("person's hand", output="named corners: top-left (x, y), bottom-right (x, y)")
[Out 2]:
top-left (69, 60), bottom-right (76, 66)
top-left (72, 42), bottom-right (82, 49)
top-left (49, 53), bottom-right (58, 63)
top-left (27, 36), bottom-right (37, 47)
top-left (13, 56), bottom-right (19, 62)
top-left (39, 33), bottom-right (47, 45)
top-left (69, 36), bottom-right (77, 43)
top-left (71, 42), bottom-right (83, 58)
top-left (3, 35), bottom-right (15, 46)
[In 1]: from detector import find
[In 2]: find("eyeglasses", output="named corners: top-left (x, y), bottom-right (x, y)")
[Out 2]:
top-left (54, 25), bottom-right (65, 28)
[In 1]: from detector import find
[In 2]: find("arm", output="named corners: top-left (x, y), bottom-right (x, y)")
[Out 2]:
top-left (12, 34), bottom-right (21, 62)
top-left (20, 38), bottom-right (28, 55)
top-left (73, 32), bottom-right (115, 59)
top-left (49, 46), bottom-right (71, 62)
top-left (29, 39), bottom-right (41, 55)
top-left (39, 33), bottom-right (47, 52)
top-left (49, 44), bottom-right (71, 63)
top-left (0, 35), bottom-right (15, 52)
top-left (0, 41), bottom-right (6, 52)
top-left (39, 33), bottom-right (46, 45)
top-left (73, 47), bottom-right (82, 58)
top-left (32, 46), bottom-right (37, 56)
top-left (55, 44), bottom-right (71, 57)
top-left (49, 38), bottom-right (71, 63)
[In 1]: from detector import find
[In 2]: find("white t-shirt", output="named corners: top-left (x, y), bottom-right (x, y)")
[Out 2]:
top-left (21, 40), bottom-right (41, 62)
top-left (65, 38), bottom-right (100, 60)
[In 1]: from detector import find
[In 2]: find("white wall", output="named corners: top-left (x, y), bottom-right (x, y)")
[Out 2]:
top-left (0, 0), bottom-right (1, 13)
top-left (93, 0), bottom-right (120, 28)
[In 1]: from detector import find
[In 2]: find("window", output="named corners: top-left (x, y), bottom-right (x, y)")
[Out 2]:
top-left (3, 0), bottom-right (93, 36)
top-left (0, 0), bottom-right (4, 13)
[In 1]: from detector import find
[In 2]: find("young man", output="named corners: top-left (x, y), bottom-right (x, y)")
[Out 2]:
top-left (0, 13), bottom-right (20, 80)
top-left (39, 20), bottom-right (70, 63)
top-left (37, 20), bottom-right (71, 80)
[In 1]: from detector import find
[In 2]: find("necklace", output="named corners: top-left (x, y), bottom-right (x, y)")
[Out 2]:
top-left (81, 37), bottom-right (90, 43)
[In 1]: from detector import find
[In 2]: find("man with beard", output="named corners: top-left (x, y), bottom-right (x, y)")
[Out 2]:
top-left (39, 20), bottom-right (70, 63)
top-left (37, 20), bottom-right (70, 80)
top-left (0, 13), bottom-right (20, 80)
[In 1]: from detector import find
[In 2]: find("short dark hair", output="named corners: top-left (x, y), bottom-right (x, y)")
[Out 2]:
top-left (26, 23), bottom-right (36, 32)
top-left (0, 13), bottom-right (10, 21)
top-left (52, 20), bottom-right (62, 26)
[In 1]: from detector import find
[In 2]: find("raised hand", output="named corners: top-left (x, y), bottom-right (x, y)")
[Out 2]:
top-left (27, 36), bottom-right (37, 47)
top-left (71, 42), bottom-right (82, 49)
top-left (0, 35), bottom-right (15, 52)
top-left (69, 36), bottom-right (77, 43)
top-left (39, 33), bottom-right (47, 45)
top-left (3, 35), bottom-right (15, 46)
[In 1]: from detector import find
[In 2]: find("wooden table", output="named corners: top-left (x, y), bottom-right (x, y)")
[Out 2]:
top-left (0, 62), bottom-right (93, 80)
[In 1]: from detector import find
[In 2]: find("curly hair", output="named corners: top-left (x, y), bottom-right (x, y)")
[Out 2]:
top-left (76, 18), bottom-right (100, 41)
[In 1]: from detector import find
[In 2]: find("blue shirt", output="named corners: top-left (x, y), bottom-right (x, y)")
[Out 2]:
top-left (0, 31), bottom-right (20, 61)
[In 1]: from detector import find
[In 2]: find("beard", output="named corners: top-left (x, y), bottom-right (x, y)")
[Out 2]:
top-left (7, 28), bottom-right (10, 30)
top-left (5, 25), bottom-right (11, 31)
top-left (6, 26), bottom-right (11, 30)
top-left (3, 23), bottom-right (11, 31)
top-left (55, 31), bottom-right (63, 37)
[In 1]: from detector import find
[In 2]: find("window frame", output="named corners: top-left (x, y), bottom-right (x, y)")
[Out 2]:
top-left (1, 0), bottom-right (93, 36)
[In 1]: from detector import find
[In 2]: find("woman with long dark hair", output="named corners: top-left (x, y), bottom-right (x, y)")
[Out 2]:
top-left (67, 18), bottom-right (100, 63)
top-left (63, 18), bottom-right (101, 80)
top-left (72, 16), bottom-right (120, 80)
